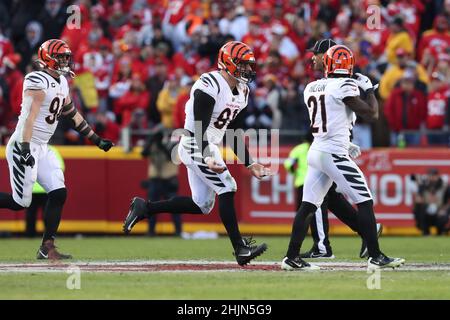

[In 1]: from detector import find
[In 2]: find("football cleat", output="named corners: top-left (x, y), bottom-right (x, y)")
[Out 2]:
top-left (123, 197), bottom-right (148, 234)
top-left (360, 223), bottom-right (383, 259)
top-left (368, 253), bottom-right (405, 270)
top-left (281, 256), bottom-right (320, 271)
top-left (37, 240), bottom-right (72, 260)
top-left (300, 249), bottom-right (335, 259)
top-left (234, 237), bottom-right (268, 266)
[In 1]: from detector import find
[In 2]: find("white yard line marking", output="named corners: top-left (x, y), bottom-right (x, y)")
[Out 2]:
top-left (0, 261), bottom-right (449, 273)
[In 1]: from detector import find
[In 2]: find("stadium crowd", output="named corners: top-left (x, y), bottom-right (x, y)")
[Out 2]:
top-left (0, 0), bottom-right (449, 147)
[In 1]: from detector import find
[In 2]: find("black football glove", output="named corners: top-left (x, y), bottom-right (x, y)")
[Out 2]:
top-left (20, 142), bottom-right (35, 168)
top-left (97, 139), bottom-right (114, 152)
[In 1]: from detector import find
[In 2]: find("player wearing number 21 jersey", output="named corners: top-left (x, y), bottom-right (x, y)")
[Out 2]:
top-left (0, 39), bottom-right (113, 260)
top-left (282, 45), bottom-right (405, 271)
top-left (123, 41), bottom-right (270, 266)
top-left (303, 76), bottom-right (359, 155)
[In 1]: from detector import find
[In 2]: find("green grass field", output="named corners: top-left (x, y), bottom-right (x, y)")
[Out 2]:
top-left (0, 236), bottom-right (449, 299)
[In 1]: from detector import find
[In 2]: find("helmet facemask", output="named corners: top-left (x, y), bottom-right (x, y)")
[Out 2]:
top-left (233, 60), bottom-right (256, 84)
top-left (50, 52), bottom-right (75, 77)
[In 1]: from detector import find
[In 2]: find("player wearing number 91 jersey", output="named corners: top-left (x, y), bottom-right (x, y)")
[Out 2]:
top-left (0, 39), bottom-right (113, 260)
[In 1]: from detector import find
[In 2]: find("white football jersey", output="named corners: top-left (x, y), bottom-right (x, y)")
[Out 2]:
top-left (15, 71), bottom-right (70, 144)
top-left (184, 71), bottom-right (250, 145)
top-left (303, 77), bottom-right (359, 154)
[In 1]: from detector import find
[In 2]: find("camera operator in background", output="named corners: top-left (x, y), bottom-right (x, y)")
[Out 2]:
top-left (140, 124), bottom-right (182, 237)
top-left (411, 168), bottom-right (450, 235)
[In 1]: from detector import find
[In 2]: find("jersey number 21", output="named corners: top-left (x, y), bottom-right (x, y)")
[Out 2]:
top-left (307, 95), bottom-right (327, 133)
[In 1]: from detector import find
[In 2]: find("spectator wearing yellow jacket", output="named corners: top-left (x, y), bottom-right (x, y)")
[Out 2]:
top-left (379, 48), bottom-right (429, 100)
top-left (385, 16), bottom-right (414, 65)
top-left (156, 75), bottom-right (186, 129)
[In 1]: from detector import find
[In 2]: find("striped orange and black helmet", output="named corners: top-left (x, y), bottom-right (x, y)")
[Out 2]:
top-left (323, 45), bottom-right (355, 77)
top-left (218, 41), bottom-right (256, 84)
top-left (37, 39), bottom-right (74, 77)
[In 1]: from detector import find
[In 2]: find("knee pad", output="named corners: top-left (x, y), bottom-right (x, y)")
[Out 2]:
top-left (48, 188), bottom-right (67, 205)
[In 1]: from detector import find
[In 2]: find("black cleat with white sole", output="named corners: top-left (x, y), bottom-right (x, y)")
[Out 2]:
top-left (300, 250), bottom-right (335, 259)
top-left (123, 197), bottom-right (148, 234)
top-left (360, 223), bottom-right (383, 259)
top-left (368, 253), bottom-right (405, 270)
top-left (234, 237), bottom-right (268, 266)
top-left (281, 256), bottom-right (320, 271)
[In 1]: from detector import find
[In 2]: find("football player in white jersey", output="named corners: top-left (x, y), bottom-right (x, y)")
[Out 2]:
top-left (299, 39), bottom-right (382, 260)
top-left (282, 45), bottom-right (405, 270)
top-left (0, 39), bottom-right (113, 259)
top-left (123, 41), bottom-right (270, 266)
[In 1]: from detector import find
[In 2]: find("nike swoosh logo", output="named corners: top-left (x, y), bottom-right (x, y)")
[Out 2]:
top-left (39, 250), bottom-right (48, 259)
top-left (238, 251), bottom-right (252, 257)
top-left (128, 216), bottom-right (138, 230)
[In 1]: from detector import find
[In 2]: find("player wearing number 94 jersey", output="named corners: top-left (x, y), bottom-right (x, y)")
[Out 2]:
top-left (123, 41), bottom-right (270, 266)
top-left (0, 39), bottom-right (113, 260)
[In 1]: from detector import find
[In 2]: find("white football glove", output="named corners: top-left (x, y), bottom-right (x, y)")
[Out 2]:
top-left (348, 142), bottom-right (361, 159)
top-left (354, 72), bottom-right (373, 92)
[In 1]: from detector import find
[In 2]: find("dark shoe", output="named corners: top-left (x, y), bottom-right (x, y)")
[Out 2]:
top-left (123, 197), bottom-right (148, 234)
top-left (360, 223), bottom-right (383, 259)
top-left (300, 249), bottom-right (335, 259)
top-left (368, 253), bottom-right (405, 270)
top-left (233, 237), bottom-right (267, 266)
top-left (37, 240), bottom-right (72, 260)
top-left (281, 256), bottom-right (320, 271)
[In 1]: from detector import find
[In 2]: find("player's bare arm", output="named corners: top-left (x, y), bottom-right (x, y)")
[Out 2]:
top-left (343, 95), bottom-right (379, 122)
top-left (20, 89), bottom-right (46, 167)
top-left (61, 96), bottom-right (114, 151)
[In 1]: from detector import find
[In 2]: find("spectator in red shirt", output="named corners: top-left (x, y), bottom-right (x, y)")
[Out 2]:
top-left (0, 27), bottom-right (15, 75)
top-left (384, 70), bottom-right (428, 146)
top-left (114, 73), bottom-right (150, 127)
top-left (419, 15), bottom-right (450, 74)
top-left (60, 4), bottom-right (92, 57)
top-left (288, 16), bottom-right (310, 57)
top-left (2, 53), bottom-right (23, 117)
top-left (426, 72), bottom-right (450, 145)
top-left (93, 112), bottom-right (120, 145)
top-left (241, 16), bottom-right (267, 60)
top-left (386, 0), bottom-right (425, 38)
top-left (330, 12), bottom-right (351, 44)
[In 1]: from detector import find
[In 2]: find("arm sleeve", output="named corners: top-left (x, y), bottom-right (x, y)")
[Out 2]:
top-left (193, 89), bottom-right (215, 158)
top-left (227, 109), bottom-right (254, 167)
